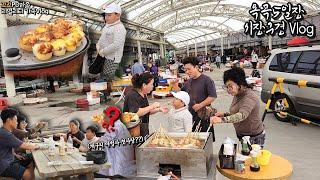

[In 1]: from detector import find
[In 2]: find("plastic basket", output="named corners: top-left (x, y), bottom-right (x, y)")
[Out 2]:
top-left (257, 150), bottom-right (272, 165)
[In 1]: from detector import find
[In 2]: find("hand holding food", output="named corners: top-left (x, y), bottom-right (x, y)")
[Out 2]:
top-left (210, 116), bottom-right (222, 125)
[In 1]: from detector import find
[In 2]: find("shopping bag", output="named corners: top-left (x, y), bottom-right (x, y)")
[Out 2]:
top-left (89, 55), bottom-right (105, 74)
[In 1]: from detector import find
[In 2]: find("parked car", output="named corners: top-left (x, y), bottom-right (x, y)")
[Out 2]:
top-left (261, 45), bottom-right (320, 122)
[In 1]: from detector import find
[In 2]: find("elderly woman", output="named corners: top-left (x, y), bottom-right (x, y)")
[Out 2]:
top-left (123, 72), bottom-right (166, 136)
top-left (96, 107), bottom-right (135, 178)
top-left (64, 120), bottom-right (85, 148)
top-left (210, 67), bottom-right (265, 146)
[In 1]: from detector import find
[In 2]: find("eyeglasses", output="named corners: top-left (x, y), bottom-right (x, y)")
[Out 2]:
top-left (222, 84), bottom-right (234, 91)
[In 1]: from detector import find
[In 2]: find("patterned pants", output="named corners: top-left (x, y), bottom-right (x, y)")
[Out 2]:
top-left (101, 59), bottom-right (119, 82)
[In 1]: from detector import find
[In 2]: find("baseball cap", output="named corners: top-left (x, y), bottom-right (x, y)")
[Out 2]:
top-left (103, 3), bottom-right (122, 14)
top-left (171, 91), bottom-right (190, 106)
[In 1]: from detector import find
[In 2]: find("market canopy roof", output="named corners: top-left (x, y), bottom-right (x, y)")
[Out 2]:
top-left (24, 0), bottom-right (320, 48)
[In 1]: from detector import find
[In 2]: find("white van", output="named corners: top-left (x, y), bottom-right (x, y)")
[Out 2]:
top-left (261, 45), bottom-right (320, 121)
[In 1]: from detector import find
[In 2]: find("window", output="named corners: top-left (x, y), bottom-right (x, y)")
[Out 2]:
top-left (315, 62), bottom-right (320, 76)
top-left (279, 52), bottom-right (289, 72)
top-left (269, 55), bottom-right (279, 71)
top-left (287, 51), bottom-right (302, 72)
top-left (269, 52), bottom-right (299, 72)
top-left (294, 51), bottom-right (320, 75)
top-left (269, 50), bottom-right (320, 74)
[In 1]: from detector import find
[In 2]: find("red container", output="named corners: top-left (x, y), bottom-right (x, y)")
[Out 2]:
top-left (76, 99), bottom-right (89, 108)
top-left (0, 98), bottom-right (8, 110)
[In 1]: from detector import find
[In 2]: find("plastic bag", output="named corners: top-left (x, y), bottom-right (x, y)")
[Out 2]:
top-left (223, 137), bottom-right (235, 145)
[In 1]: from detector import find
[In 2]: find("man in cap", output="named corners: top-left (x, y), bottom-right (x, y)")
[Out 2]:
top-left (171, 57), bottom-right (217, 141)
top-left (96, 3), bottom-right (127, 99)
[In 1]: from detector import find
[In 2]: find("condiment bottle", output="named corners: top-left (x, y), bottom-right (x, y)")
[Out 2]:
top-left (59, 136), bottom-right (66, 156)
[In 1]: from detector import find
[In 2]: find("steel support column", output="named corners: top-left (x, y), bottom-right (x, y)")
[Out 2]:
top-left (220, 36), bottom-right (224, 55)
top-left (137, 30), bottom-right (143, 63)
top-left (205, 35), bottom-right (208, 55)
top-left (187, 41), bottom-right (190, 57)
top-left (268, 36), bottom-right (272, 50)
top-left (160, 35), bottom-right (165, 62)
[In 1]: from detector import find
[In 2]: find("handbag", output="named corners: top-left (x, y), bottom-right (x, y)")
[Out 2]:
top-left (89, 54), bottom-right (105, 74)
top-left (197, 105), bottom-right (217, 121)
top-left (86, 150), bottom-right (107, 164)
top-left (190, 80), bottom-right (217, 120)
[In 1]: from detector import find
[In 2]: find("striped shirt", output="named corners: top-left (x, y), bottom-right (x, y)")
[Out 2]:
top-left (97, 20), bottom-right (127, 63)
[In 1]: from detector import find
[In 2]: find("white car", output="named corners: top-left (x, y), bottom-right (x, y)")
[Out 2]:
top-left (261, 45), bottom-right (320, 121)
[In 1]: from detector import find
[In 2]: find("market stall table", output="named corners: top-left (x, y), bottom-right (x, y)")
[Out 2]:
top-left (217, 154), bottom-right (293, 180)
top-left (32, 148), bottom-right (110, 180)
top-left (111, 77), bottom-right (132, 104)
top-left (111, 84), bottom-right (132, 104)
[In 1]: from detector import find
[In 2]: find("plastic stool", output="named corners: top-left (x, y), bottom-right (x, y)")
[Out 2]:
top-left (0, 99), bottom-right (8, 110)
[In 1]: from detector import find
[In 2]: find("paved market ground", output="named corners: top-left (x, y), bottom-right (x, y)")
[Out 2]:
top-left (11, 67), bottom-right (320, 180)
